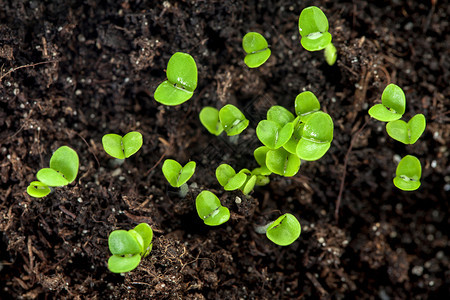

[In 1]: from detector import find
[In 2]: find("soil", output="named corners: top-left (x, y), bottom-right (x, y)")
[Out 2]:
top-left (0, 0), bottom-right (449, 299)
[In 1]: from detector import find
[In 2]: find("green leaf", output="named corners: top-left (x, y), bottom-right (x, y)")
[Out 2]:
top-left (122, 132), bottom-right (143, 158)
top-left (219, 104), bottom-right (249, 136)
top-left (294, 91), bottom-right (321, 117)
top-left (241, 174), bottom-right (257, 195)
top-left (267, 106), bottom-right (295, 126)
top-left (266, 148), bottom-right (301, 177)
top-left (133, 223), bottom-right (153, 257)
top-left (199, 107), bottom-right (224, 136)
top-left (256, 120), bottom-right (293, 149)
top-left (324, 43), bottom-right (337, 66)
top-left (298, 6), bottom-right (331, 51)
top-left (266, 213), bottom-right (301, 246)
top-left (108, 230), bottom-right (142, 255)
top-left (49, 146), bottom-right (79, 183)
top-left (216, 164), bottom-right (247, 191)
top-left (393, 155), bottom-right (422, 191)
top-left (243, 32), bottom-right (271, 68)
top-left (368, 84), bottom-right (406, 122)
top-left (36, 168), bottom-right (69, 187)
top-left (195, 190), bottom-right (230, 226)
top-left (154, 52), bottom-right (197, 105)
top-left (253, 146), bottom-right (271, 175)
top-left (102, 134), bottom-right (125, 159)
top-left (26, 181), bottom-right (51, 198)
top-left (296, 112), bottom-right (333, 161)
top-left (108, 254), bottom-right (141, 273)
top-left (386, 114), bottom-right (426, 144)
top-left (162, 159), bottom-right (196, 188)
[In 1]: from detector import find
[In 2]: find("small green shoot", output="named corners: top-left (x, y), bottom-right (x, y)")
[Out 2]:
top-left (296, 112), bottom-right (334, 161)
top-left (108, 223), bottom-right (153, 273)
top-left (324, 43), bottom-right (337, 66)
top-left (393, 155), bottom-right (422, 191)
top-left (162, 159), bottom-right (196, 188)
top-left (102, 131), bottom-right (143, 159)
top-left (256, 120), bottom-right (294, 150)
top-left (295, 91), bottom-right (321, 118)
top-left (253, 146), bottom-right (272, 175)
top-left (256, 213), bottom-right (301, 246)
top-left (196, 190), bottom-right (230, 226)
top-left (243, 32), bottom-right (271, 68)
top-left (26, 181), bottom-right (51, 198)
top-left (266, 147), bottom-right (301, 177)
top-left (35, 146), bottom-right (79, 187)
top-left (216, 164), bottom-right (247, 191)
top-left (368, 84), bottom-right (406, 122)
top-left (219, 104), bottom-right (249, 136)
top-left (154, 52), bottom-right (198, 106)
top-left (386, 114), bottom-right (426, 145)
top-left (199, 107), bottom-right (224, 136)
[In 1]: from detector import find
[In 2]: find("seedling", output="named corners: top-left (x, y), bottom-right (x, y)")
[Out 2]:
top-left (195, 190), bottom-right (230, 226)
top-left (298, 6), bottom-right (337, 65)
top-left (216, 164), bottom-right (256, 195)
top-left (102, 131), bottom-right (143, 159)
top-left (36, 146), bottom-right (79, 187)
top-left (266, 147), bottom-right (301, 177)
top-left (253, 146), bottom-right (272, 176)
top-left (242, 32), bottom-right (271, 68)
top-left (294, 91), bottom-right (321, 119)
top-left (257, 105), bottom-right (295, 150)
top-left (368, 84), bottom-right (406, 122)
top-left (108, 223), bottom-right (153, 273)
top-left (162, 159), bottom-right (196, 197)
top-left (393, 155), bottom-right (422, 191)
top-left (219, 104), bottom-right (249, 136)
top-left (255, 213), bottom-right (301, 246)
top-left (26, 181), bottom-right (51, 198)
top-left (296, 111), bottom-right (334, 161)
top-left (154, 52), bottom-right (198, 105)
top-left (199, 107), bottom-right (224, 136)
top-left (386, 114), bottom-right (426, 145)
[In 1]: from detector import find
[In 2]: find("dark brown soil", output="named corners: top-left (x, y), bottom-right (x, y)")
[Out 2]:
top-left (1, 0), bottom-right (449, 299)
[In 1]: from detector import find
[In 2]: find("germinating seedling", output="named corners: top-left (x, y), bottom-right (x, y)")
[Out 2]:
top-left (255, 213), bottom-right (301, 246)
top-left (108, 223), bottom-right (153, 273)
top-left (162, 159), bottom-right (196, 197)
top-left (386, 114), bottom-right (426, 145)
top-left (102, 131), bottom-right (143, 159)
top-left (393, 155), bottom-right (422, 191)
top-left (257, 106), bottom-right (295, 150)
top-left (298, 6), bottom-right (337, 65)
top-left (368, 84), bottom-right (406, 122)
top-left (242, 32), bottom-right (271, 68)
top-left (199, 107), bottom-right (224, 136)
top-left (219, 104), bottom-right (249, 136)
top-left (216, 164), bottom-right (257, 195)
top-left (154, 52), bottom-right (198, 105)
top-left (196, 190), bottom-right (230, 226)
top-left (266, 147), bottom-right (301, 177)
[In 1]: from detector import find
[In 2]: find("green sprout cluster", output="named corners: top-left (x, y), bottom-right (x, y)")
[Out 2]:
top-left (108, 223), bottom-right (153, 273)
top-left (368, 84), bottom-right (426, 191)
top-left (27, 146), bottom-right (79, 198)
top-left (298, 6), bottom-right (337, 66)
top-left (195, 190), bottom-right (230, 226)
top-left (216, 164), bottom-right (257, 195)
top-left (242, 32), bottom-right (271, 68)
top-left (199, 104), bottom-right (249, 136)
top-left (102, 131), bottom-right (143, 160)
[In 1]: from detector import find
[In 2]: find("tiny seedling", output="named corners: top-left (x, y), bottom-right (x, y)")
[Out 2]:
top-left (296, 111), bottom-right (334, 161)
top-left (368, 84), bottom-right (406, 122)
top-left (199, 107), bottom-right (224, 136)
top-left (386, 114), bottom-right (426, 145)
top-left (266, 147), bottom-right (301, 177)
top-left (216, 164), bottom-right (247, 191)
top-left (162, 159), bottom-right (196, 197)
top-left (253, 146), bottom-right (272, 176)
top-left (393, 155), bottom-right (422, 191)
top-left (242, 32), bottom-right (271, 68)
top-left (298, 6), bottom-right (337, 65)
top-left (255, 213), bottom-right (301, 246)
top-left (102, 131), bottom-right (143, 159)
top-left (196, 190), bottom-right (230, 226)
top-left (154, 52), bottom-right (198, 105)
top-left (35, 146), bottom-right (79, 187)
top-left (108, 223), bottom-right (153, 273)
top-left (26, 181), bottom-right (51, 198)
top-left (294, 91), bottom-right (321, 119)
top-left (256, 120), bottom-right (293, 150)
top-left (219, 104), bottom-right (249, 136)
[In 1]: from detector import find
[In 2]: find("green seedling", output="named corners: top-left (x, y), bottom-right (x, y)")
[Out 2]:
top-left (154, 52), bottom-right (198, 105)
top-left (102, 131), bottom-right (143, 159)
top-left (219, 104), bottom-right (249, 136)
top-left (238, 169), bottom-right (257, 195)
top-left (386, 114), bottom-right (426, 145)
top-left (296, 111), bottom-right (334, 161)
top-left (255, 213), bottom-right (301, 246)
top-left (256, 120), bottom-right (294, 150)
top-left (298, 6), bottom-right (337, 65)
top-left (196, 190), bottom-right (230, 226)
top-left (242, 32), bottom-right (271, 68)
top-left (266, 147), bottom-right (301, 177)
top-left (253, 146), bottom-right (272, 175)
top-left (108, 223), bottom-right (153, 273)
top-left (267, 105), bottom-right (295, 126)
top-left (368, 84), bottom-right (406, 122)
top-left (393, 155), bottom-right (422, 191)
top-left (26, 181), bottom-right (51, 198)
top-left (216, 164), bottom-right (256, 195)
top-left (35, 146), bottom-right (79, 187)
top-left (295, 91), bottom-right (321, 119)
top-left (199, 107), bottom-right (224, 136)
top-left (162, 159), bottom-right (196, 197)
top-left (251, 168), bottom-right (270, 186)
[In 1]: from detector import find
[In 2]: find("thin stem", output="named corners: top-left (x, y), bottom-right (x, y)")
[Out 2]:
top-left (178, 183), bottom-right (189, 198)
top-left (254, 221), bottom-right (274, 234)
top-left (228, 135), bottom-right (239, 145)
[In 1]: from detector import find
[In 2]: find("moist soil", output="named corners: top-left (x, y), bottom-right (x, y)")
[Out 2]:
top-left (1, 0), bottom-right (449, 299)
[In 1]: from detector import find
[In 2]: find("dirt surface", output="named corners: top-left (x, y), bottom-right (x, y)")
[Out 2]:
top-left (1, 0), bottom-right (449, 299)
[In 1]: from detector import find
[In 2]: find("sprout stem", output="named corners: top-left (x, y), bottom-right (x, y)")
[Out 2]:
top-left (179, 183), bottom-right (189, 198)
top-left (228, 135), bottom-right (239, 145)
top-left (254, 221), bottom-right (274, 234)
